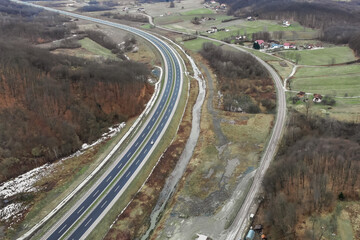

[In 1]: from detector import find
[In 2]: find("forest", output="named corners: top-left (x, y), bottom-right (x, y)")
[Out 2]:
top-left (260, 111), bottom-right (360, 239)
top-left (220, 0), bottom-right (360, 55)
top-left (200, 43), bottom-right (276, 113)
top-left (0, 0), bottom-right (153, 182)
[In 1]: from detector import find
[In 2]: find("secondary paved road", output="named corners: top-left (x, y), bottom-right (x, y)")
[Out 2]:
top-left (224, 47), bottom-right (287, 240)
top-left (11, 1), bottom-right (184, 240)
top-left (148, 22), bottom-right (287, 239)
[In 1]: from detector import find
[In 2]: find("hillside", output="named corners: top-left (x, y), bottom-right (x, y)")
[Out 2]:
top-left (0, 1), bottom-right (153, 182)
top-left (257, 111), bottom-right (360, 239)
top-left (221, 0), bottom-right (360, 55)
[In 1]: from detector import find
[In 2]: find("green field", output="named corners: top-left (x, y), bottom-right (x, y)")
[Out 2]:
top-left (240, 47), bottom-right (280, 61)
top-left (292, 73), bottom-right (360, 96)
top-left (278, 46), bottom-right (356, 65)
top-left (141, 23), bottom-right (153, 29)
top-left (208, 20), bottom-right (314, 40)
top-left (296, 64), bottom-right (360, 78)
top-left (291, 64), bottom-right (360, 96)
top-left (181, 8), bottom-right (214, 16)
top-left (79, 37), bottom-right (117, 59)
top-left (182, 38), bottom-right (221, 51)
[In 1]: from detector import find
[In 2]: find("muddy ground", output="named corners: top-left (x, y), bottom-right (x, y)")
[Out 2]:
top-left (150, 56), bottom-right (274, 240)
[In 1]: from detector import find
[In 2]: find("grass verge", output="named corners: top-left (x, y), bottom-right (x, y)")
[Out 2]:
top-left (85, 53), bottom-right (190, 240)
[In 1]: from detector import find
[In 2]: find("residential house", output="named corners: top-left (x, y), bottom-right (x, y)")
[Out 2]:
top-left (206, 26), bottom-right (218, 34)
top-left (255, 39), bottom-right (265, 48)
top-left (313, 93), bottom-right (323, 103)
top-left (247, 16), bottom-right (255, 21)
top-left (270, 43), bottom-right (283, 49)
top-left (283, 20), bottom-right (291, 27)
top-left (284, 42), bottom-right (297, 49)
top-left (297, 91), bottom-right (305, 98)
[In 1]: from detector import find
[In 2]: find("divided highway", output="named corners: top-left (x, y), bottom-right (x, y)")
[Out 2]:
top-left (11, 1), bottom-right (184, 239)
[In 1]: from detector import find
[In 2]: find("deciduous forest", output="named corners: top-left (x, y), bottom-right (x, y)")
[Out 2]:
top-left (200, 43), bottom-right (276, 113)
top-left (0, 0), bottom-right (153, 182)
top-left (261, 111), bottom-right (360, 239)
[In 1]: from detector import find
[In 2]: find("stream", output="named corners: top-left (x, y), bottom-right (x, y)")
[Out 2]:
top-left (141, 48), bottom-right (206, 240)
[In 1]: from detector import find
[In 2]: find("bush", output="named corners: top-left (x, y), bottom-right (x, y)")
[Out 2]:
top-left (322, 95), bottom-right (336, 106)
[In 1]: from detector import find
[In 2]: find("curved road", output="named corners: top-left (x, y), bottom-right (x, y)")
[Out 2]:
top-left (148, 21), bottom-right (287, 239)
top-left (11, 1), bottom-right (184, 240)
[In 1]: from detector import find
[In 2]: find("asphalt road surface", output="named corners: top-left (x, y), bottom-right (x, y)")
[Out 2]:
top-left (151, 20), bottom-right (288, 238)
top-left (148, 22), bottom-right (287, 239)
top-left (11, 1), bottom-right (184, 239)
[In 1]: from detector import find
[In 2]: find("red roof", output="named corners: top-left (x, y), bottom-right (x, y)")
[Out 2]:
top-left (256, 40), bottom-right (264, 45)
top-left (284, 42), bottom-right (290, 46)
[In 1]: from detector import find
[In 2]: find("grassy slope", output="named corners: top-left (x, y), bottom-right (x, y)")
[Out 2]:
top-left (291, 64), bottom-right (360, 96)
top-left (181, 8), bottom-right (214, 15)
top-left (296, 64), bottom-right (360, 78)
top-left (182, 38), bottom-right (221, 51)
top-left (292, 73), bottom-right (360, 96)
top-left (208, 20), bottom-right (314, 40)
top-left (79, 37), bottom-right (117, 59)
top-left (278, 46), bottom-right (357, 65)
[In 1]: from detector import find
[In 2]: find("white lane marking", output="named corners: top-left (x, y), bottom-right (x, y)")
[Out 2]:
top-left (106, 176), bottom-right (112, 182)
top-left (115, 185), bottom-right (121, 192)
top-left (135, 142), bottom-right (139, 147)
top-left (147, 125), bottom-right (151, 130)
top-left (136, 159), bottom-right (140, 165)
top-left (84, 218), bottom-right (92, 227)
top-left (142, 133), bottom-right (145, 137)
top-left (101, 201), bottom-right (108, 209)
top-left (58, 224), bottom-right (67, 234)
top-left (161, 122), bottom-right (164, 127)
top-left (77, 206), bottom-right (84, 214)
top-left (93, 190), bottom-right (99, 197)
top-left (117, 163), bottom-right (123, 169)
top-left (156, 130), bottom-right (160, 135)
top-left (144, 148), bottom-right (148, 154)
top-left (126, 171), bottom-right (131, 178)
top-left (152, 118), bottom-right (155, 122)
top-left (127, 152), bottom-right (131, 157)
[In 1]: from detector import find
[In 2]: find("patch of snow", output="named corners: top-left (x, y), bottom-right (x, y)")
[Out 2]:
top-left (0, 123), bottom-right (126, 200)
top-left (0, 202), bottom-right (28, 222)
top-left (0, 164), bottom-right (50, 199)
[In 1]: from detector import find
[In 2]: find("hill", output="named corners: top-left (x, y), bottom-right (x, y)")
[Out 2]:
top-left (0, 0), bottom-right (153, 182)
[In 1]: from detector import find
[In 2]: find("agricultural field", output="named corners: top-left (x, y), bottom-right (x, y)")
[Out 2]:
top-left (289, 64), bottom-right (360, 121)
top-left (181, 8), bottom-right (214, 15)
top-left (207, 20), bottom-right (315, 40)
top-left (291, 64), bottom-right (360, 96)
top-left (277, 46), bottom-right (357, 65)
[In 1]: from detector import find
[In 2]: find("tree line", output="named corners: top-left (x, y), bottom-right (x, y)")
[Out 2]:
top-left (200, 43), bottom-right (276, 113)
